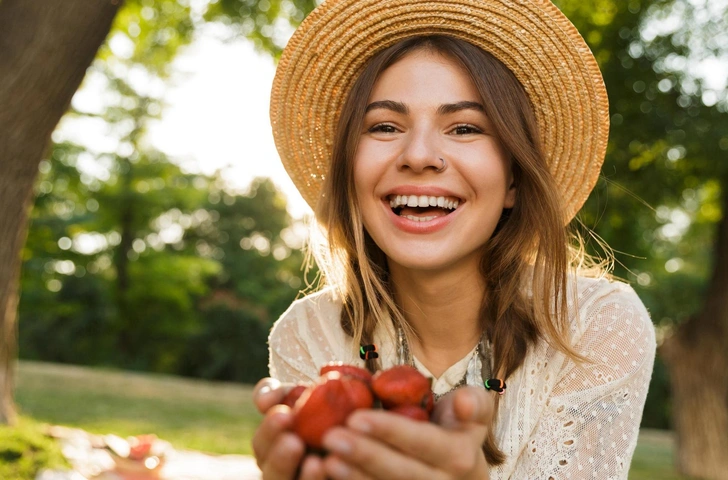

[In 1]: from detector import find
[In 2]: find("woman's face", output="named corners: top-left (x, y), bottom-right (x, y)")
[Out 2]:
top-left (353, 49), bottom-right (516, 274)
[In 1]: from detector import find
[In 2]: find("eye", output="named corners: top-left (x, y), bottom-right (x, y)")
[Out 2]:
top-left (368, 123), bottom-right (398, 134)
top-left (451, 124), bottom-right (483, 135)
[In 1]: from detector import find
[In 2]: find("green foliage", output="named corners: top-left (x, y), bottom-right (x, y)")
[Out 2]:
top-left (641, 356), bottom-right (672, 429)
top-left (203, 0), bottom-right (318, 57)
top-left (558, 0), bottom-right (727, 322)
top-left (188, 176), bottom-right (306, 317)
top-left (0, 418), bottom-right (68, 480)
top-left (98, 0), bottom-right (195, 77)
top-left (554, 0), bottom-right (728, 429)
top-left (20, 142), bottom-right (303, 382)
top-left (19, 0), bottom-right (306, 381)
top-left (179, 305), bottom-right (270, 383)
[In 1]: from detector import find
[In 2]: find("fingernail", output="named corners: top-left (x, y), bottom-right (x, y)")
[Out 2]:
top-left (258, 385), bottom-right (273, 397)
top-left (323, 431), bottom-right (352, 455)
top-left (271, 409), bottom-right (291, 424)
top-left (348, 413), bottom-right (371, 433)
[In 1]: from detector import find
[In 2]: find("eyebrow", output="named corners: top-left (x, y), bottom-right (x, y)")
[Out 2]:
top-left (364, 100), bottom-right (485, 115)
top-left (365, 100), bottom-right (409, 114)
top-left (437, 101), bottom-right (485, 115)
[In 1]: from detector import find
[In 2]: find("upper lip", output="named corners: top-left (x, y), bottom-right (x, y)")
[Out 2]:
top-left (382, 185), bottom-right (463, 201)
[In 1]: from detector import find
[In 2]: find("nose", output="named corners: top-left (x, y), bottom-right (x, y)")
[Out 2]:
top-left (395, 128), bottom-right (443, 173)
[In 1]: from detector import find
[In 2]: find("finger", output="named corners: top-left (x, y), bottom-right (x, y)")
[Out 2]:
top-left (253, 378), bottom-right (288, 413)
top-left (323, 455), bottom-right (374, 480)
top-left (430, 390), bottom-right (458, 427)
top-left (322, 426), bottom-right (447, 480)
top-left (347, 410), bottom-right (472, 467)
top-left (260, 432), bottom-right (305, 480)
top-left (299, 454), bottom-right (327, 480)
top-left (437, 388), bottom-right (492, 449)
top-left (453, 387), bottom-right (494, 426)
top-left (252, 406), bottom-right (294, 466)
top-left (432, 387), bottom-right (494, 429)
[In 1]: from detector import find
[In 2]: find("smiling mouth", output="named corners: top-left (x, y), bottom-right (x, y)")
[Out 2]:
top-left (387, 194), bottom-right (462, 222)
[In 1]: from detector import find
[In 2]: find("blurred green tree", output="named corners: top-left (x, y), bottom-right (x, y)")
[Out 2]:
top-left (19, 92), bottom-right (222, 373)
top-left (203, 0), bottom-right (317, 58)
top-left (0, 0), bottom-right (122, 425)
top-left (18, 0), bottom-right (308, 376)
top-left (1, 0), bottom-right (195, 422)
top-left (18, 0), bottom-right (310, 375)
top-left (20, 80), bottom-right (306, 377)
top-left (176, 175), bottom-right (308, 382)
top-left (552, 1), bottom-right (728, 476)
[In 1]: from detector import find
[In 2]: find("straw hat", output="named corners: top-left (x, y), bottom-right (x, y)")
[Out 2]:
top-left (270, 0), bottom-right (609, 222)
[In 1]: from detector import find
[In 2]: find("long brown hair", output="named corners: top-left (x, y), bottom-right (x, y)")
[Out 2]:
top-left (313, 35), bottom-right (589, 464)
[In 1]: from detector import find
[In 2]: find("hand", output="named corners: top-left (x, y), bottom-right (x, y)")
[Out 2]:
top-left (319, 386), bottom-right (494, 480)
top-left (251, 378), bottom-right (327, 479)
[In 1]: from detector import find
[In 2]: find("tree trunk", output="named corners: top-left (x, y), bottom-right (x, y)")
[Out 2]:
top-left (660, 181), bottom-right (728, 479)
top-left (0, 0), bottom-right (121, 425)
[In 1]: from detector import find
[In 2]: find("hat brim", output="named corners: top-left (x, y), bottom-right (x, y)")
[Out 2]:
top-left (270, 0), bottom-right (609, 222)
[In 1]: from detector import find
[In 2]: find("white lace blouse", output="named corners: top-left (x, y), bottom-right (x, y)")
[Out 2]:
top-left (268, 275), bottom-right (656, 479)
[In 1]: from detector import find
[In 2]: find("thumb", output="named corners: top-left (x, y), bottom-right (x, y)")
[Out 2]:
top-left (453, 386), bottom-right (495, 426)
top-left (252, 377), bottom-right (287, 413)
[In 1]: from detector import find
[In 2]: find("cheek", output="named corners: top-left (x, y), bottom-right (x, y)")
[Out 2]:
top-left (460, 154), bottom-right (512, 195)
top-left (352, 143), bottom-right (387, 199)
top-left (352, 153), bottom-right (369, 203)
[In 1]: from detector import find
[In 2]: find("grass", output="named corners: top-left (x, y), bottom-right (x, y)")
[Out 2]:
top-left (15, 361), bottom-right (693, 478)
top-left (15, 361), bottom-right (261, 455)
top-left (630, 430), bottom-right (696, 480)
top-left (0, 416), bottom-right (68, 480)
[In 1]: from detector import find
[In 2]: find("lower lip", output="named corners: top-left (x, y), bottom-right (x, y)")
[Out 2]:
top-left (384, 202), bottom-right (458, 234)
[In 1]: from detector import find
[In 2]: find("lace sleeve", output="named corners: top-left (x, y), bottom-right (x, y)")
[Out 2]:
top-left (268, 302), bottom-right (320, 384)
top-left (514, 284), bottom-right (656, 479)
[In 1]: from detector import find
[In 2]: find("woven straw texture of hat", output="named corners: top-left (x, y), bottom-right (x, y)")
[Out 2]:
top-left (270, 0), bottom-right (610, 222)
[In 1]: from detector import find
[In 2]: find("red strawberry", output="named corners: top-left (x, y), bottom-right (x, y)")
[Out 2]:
top-left (292, 372), bottom-right (356, 449)
top-left (128, 434), bottom-right (155, 460)
top-left (371, 365), bottom-right (432, 409)
top-left (341, 377), bottom-right (374, 410)
top-left (389, 405), bottom-right (429, 422)
top-left (279, 385), bottom-right (307, 409)
top-left (320, 362), bottom-right (373, 384)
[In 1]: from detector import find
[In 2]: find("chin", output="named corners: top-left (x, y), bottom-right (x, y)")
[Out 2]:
top-left (383, 248), bottom-right (462, 273)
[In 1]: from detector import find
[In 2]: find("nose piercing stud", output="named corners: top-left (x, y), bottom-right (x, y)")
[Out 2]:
top-left (436, 157), bottom-right (447, 172)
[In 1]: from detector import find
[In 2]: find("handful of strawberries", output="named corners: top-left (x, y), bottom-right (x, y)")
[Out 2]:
top-left (279, 363), bottom-right (434, 449)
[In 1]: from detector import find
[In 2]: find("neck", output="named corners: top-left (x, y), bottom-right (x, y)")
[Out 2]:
top-left (388, 260), bottom-right (485, 377)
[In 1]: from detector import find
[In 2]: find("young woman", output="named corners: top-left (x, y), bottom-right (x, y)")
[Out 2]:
top-left (253, 1), bottom-right (656, 479)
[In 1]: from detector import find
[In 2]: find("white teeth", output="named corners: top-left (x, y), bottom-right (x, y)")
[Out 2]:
top-left (403, 215), bottom-right (437, 222)
top-left (389, 194), bottom-right (461, 210)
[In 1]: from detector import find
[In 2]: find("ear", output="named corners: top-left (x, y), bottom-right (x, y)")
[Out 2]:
top-left (504, 179), bottom-right (516, 209)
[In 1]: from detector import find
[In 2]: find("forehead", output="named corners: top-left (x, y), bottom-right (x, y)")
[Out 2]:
top-left (368, 49), bottom-right (481, 105)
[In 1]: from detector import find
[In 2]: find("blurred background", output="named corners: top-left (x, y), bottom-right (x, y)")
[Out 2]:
top-left (1, 0), bottom-right (727, 479)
